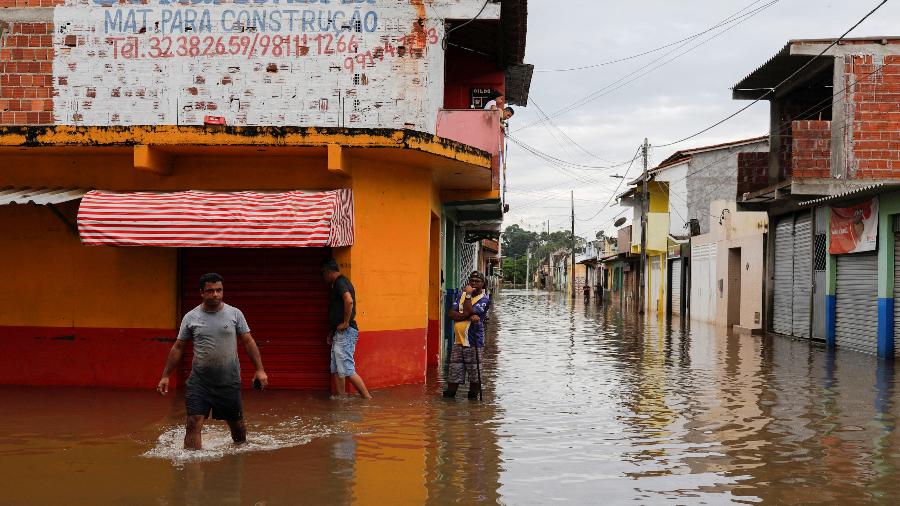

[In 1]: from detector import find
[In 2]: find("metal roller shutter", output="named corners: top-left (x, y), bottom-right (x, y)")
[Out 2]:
top-left (690, 243), bottom-right (717, 323)
top-left (707, 246), bottom-right (717, 321)
top-left (895, 232), bottom-right (900, 357)
top-left (772, 218), bottom-right (794, 335)
top-left (670, 260), bottom-right (682, 315)
top-left (835, 252), bottom-right (878, 354)
top-left (650, 257), bottom-right (661, 313)
top-left (792, 212), bottom-right (813, 338)
top-left (690, 243), bottom-right (707, 321)
top-left (179, 247), bottom-right (333, 390)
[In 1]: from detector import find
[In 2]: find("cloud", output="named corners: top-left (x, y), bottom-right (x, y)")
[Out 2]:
top-left (504, 0), bottom-right (900, 237)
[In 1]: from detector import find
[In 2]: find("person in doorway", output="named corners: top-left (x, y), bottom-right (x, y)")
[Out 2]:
top-left (583, 283), bottom-right (591, 301)
top-left (322, 258), bottom-right (372, 399)
top-left (444, 271), bottom-right (491, 400)
top-left (483, 90), bottom-right (505, 111)
top-left (156, 273), bottom-right (268, 450)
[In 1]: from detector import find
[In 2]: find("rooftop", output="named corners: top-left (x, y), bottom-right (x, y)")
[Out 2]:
top-left (732, 37), bottom-right (900, 100)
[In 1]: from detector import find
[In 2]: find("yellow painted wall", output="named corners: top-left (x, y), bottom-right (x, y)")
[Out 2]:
top-left (0, 202), bottom-right (176, 328)
top-left (0, 149), bottom-right (440, 334)
top-left (647, 212), bottom-right (670, 253)
top-left (649, 181), bottom-right (669, 213)
top-left (348, 161), bottom-right (433, 332)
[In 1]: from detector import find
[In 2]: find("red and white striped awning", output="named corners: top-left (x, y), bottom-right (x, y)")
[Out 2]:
top-left (77, 189), bottom-right (354, 248)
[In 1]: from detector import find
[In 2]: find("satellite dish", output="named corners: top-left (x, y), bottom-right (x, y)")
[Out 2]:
top-left (613, 217), bottom-right (627, 227)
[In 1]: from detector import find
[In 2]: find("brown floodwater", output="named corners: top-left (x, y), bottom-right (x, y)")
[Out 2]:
top-left (3, 289), bottom-right (900, 504)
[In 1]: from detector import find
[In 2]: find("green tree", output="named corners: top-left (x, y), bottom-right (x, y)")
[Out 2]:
top-left (502, 256), bottom-right (528, 285)
top-left (501, 224), bottom-right (538, 258)
top-left (500, 225), bottom-right (587, 285)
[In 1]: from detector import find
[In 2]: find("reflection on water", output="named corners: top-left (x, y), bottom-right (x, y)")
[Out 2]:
top-left (4, 289), bottom-right (900, 504)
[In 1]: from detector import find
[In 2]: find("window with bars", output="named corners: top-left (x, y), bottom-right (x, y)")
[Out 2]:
top-left (814, 233), bottom-right (827, 271)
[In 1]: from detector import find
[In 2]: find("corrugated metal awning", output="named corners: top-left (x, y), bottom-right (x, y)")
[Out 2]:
top-left (798, 183), bottom-right (900, 207)
top-left (0, 186), bottom-right (89, 205)
top-left (77, 189), bottom-right (354, 248)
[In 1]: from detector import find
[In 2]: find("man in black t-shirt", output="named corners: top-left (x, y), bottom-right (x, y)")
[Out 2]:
top-left (321, 258), bottom-right (372, 399)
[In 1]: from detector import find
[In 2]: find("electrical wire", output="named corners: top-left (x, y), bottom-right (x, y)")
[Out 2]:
top-left (508, 134), bottom-right (642, 171)
top-left (441, 0), bottom-right (491, 50)
top-left (655, 0), bottom-right (889, 148)
top-left (536, 0), bottom-right (772, 73)
top-left (576, 145), bottom-right (642, 222)
top-left (515, 0), bottom-right (779, 133)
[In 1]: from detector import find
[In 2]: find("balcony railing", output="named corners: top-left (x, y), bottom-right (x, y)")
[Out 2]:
top-left (435, 109), bottom-right (503, 190)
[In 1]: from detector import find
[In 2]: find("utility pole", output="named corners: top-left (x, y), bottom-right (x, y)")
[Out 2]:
top-left (526, 244), bottom-right (531, 290)
top-left (570, 190), bottom-right (576, 299)
top-left (639, 138), bottom-right (649, 315)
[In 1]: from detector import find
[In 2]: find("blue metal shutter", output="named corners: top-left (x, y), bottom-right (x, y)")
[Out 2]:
top-left (836, 252), bottom-right (878, 354)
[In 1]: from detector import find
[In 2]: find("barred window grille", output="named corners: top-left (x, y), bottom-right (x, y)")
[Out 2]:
top-left (457, 228), bottom-right (478, 288)
top-left (814, 233), bottom-right (827, 272)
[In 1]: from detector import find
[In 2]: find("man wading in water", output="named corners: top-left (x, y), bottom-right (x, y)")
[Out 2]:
top-left (157, 273), bottom-right (268, 450)
top-left (322, 259), bottom-right (372, 399)
top-left (444, 271), bottom-right (490, 400)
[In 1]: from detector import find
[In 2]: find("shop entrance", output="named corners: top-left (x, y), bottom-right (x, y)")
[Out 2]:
top-left (179, 248), bottom-right (332, 390)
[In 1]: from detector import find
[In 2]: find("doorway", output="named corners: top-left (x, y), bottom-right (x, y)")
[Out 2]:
top-left (727, 248), bottom-right (742, 327)
top-left (427, 213), bottom-right (441, 367)
top-left (179, 247), bottom-right (332, 390)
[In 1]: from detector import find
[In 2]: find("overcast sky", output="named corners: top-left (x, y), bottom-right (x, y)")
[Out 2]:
top-left (507, 0), bottom-right (900, 239)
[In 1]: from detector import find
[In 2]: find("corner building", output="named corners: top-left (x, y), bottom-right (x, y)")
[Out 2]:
top-left (0, 0), bottom-right (531, 390)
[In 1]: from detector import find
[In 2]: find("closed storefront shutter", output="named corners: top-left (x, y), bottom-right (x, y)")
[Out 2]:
top-left (835, 252), bottom-right (878, 354)
top-left (690, 243), bottom-right (716, 323)
top-left (670, 259), bottom-right (682, 315)
top-left (893, 232), bottom-right (900, 357)
top-left (792, 212), bottom-right (813, 338)
top-left (772, 218), bottom-right (794, 335)
top-left (690, 243), bottom-right (707, 321)
top-left (650, 257), bottom-right (662, 313)
top-left (772, 212), bottom-right (813, 338)
top-left (179, 247), bottom-right (333, 390)
top-left (707, 246), bottom-right (717, 321)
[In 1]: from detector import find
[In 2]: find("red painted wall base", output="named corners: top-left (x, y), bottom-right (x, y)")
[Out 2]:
top-left (426, 319), bottom-right (440, 367)
top-left (0, 326), bottom-right (175, 389)
top-left (353, 328), bottom-right (426, 389)
top-left (1, 325), bottom-right (428, 391)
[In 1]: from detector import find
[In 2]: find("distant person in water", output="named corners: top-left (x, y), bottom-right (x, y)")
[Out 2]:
top-left (444, 271), bottom-right (491, 400)
top-left (322, 258), bottom-right (372, 399)
top-left (157, 273), bottom-right (268, 450)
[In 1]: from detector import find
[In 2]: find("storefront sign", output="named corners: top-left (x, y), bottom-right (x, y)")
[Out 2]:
top-left (829, 197), bottom-right (879, 254)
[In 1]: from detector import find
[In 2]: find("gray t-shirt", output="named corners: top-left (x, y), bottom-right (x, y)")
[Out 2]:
top-left (177, 303), bottom-right (250, 388)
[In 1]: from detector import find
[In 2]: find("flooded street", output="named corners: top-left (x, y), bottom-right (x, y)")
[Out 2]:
top-left (4, 289), bottom-right (900, 504)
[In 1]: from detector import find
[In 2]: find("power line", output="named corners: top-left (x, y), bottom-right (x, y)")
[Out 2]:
top-left (577, 145), bottom-right (642, 222)
top-left (536, 0), bottom-right (772, 73)
top-left (508, 134), bottom-right (642, 171)
top-left (655, 0), bottom-right (889, 148)
top-left (515, 0), bottom-right (779, 133)
top-left (529, 97), bottom-right (619, 165)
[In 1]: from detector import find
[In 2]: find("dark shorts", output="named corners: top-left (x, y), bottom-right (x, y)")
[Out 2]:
top-left (185, 381), bottom-right (243, 421)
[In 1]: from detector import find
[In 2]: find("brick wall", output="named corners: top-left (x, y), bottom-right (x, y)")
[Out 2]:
top-left (737, 151), bottom-right (769, 195)
top-left (791, 120), bottom-right (831, 179)
top-left (0, 1), bottom-right (496, 130)
top-left (847, 54), bottom-right (900, 178)
top-left (0, 20), bottom-right (56, 125)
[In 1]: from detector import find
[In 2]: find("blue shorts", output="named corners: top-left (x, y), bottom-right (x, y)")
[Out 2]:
top-left (331, 327), bottom-right (359, 377)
